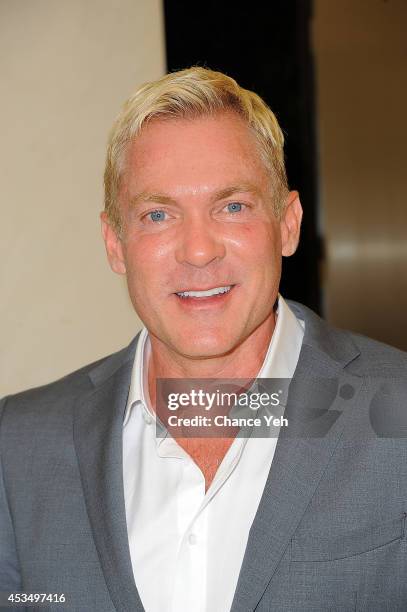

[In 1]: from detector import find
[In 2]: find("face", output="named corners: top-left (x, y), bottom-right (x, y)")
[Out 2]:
top-left (101, 112), bottom-right (302, 360)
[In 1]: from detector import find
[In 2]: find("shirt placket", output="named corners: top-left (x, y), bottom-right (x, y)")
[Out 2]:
top-left (172, 458), bottom-right (207, 612)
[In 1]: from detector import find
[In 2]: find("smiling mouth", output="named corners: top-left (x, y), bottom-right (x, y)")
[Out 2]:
top-left (175, 285), bottom-right (234, 299)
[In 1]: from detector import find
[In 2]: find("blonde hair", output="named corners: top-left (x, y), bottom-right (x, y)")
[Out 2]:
top-left (104, 67), bottom-right (289, 233)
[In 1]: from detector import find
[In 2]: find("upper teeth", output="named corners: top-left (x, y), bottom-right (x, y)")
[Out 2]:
top-left (177, 285), bottom-right (232, 298)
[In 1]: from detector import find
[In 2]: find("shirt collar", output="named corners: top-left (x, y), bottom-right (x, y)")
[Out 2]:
top-left (123, 326), bottom-right (151, 427)
top-left (123, 294), bottom-right (304, 427)
top-left (258, 294), bottom-right (305, 379)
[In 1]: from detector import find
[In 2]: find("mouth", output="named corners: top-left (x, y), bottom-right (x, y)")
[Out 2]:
top-left (173, 284), bottom-right (237, 308)
top-left (175, 285), bottom-right (234, 299)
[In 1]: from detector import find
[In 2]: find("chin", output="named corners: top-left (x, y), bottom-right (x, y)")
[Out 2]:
top-left (171, 333), bottom-right (236, 360)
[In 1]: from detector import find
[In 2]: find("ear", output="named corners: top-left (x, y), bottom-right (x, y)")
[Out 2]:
top-left (280, 191), bottom-right (303, 257)
top-left (100, 211), bottom-right (126, 274)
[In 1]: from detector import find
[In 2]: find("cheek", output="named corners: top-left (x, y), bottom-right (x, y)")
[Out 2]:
top-left (122, 234), bottom-right (175, 296)
top-left (124, 234), bottom-right (170, 271)
top-left (229, 222), bottom-right (281, 265)
top-left (236, 226), bottom-right (282, 296)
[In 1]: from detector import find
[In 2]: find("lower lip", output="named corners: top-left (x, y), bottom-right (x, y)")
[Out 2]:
top-left (173, 285), bottom-right (237, 309)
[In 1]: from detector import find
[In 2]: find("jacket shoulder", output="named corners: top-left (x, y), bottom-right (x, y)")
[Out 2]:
top-left (0, 337), bottom-right (138, 418)
top-left (287, 299), bottom-right (407, 378)
top-left (346, 330), bottom-right (407, 377)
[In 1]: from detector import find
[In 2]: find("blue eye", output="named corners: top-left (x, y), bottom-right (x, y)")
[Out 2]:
top-left (227, 202), bottom-right (243, 213)
top-left (149, 210), bottom-right (166, 222)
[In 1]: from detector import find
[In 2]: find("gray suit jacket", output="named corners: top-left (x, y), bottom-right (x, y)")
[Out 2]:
top-left (1, 301), bottom-right (407, 612)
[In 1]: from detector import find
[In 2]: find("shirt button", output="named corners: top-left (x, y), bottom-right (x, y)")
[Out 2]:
top-left (143, 413), bottom-right (152, 425)
top-left (188, 533), bottom-right (197, 545)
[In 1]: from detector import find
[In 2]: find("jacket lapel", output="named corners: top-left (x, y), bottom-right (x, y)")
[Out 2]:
top-left (73, 337), bottom-right (145, 612)
top-left (231, 303), bottom-right (364, 612)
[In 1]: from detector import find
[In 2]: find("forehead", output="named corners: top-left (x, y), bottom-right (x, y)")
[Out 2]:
top-left (121, 112), bottom-right (270, 197)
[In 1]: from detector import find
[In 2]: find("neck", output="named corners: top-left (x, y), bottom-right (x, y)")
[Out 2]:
top-left (147, 310), bottom-right (276, 412)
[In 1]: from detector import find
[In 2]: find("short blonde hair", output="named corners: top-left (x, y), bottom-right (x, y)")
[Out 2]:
top-left (104, 67), bottom-right (289, 233)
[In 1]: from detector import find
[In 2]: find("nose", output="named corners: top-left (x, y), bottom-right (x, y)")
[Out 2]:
top-left (174, 215), bottom-right (226, 268)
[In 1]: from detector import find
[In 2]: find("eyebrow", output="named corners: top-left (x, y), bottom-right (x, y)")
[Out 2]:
top-left (129, 182), bottom-right (261, 209)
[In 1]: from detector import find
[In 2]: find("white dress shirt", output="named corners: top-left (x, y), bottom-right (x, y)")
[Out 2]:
top-left (122, 296), bottom-right (304, 612)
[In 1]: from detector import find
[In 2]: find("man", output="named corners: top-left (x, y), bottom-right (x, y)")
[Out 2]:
top-left (1, 67), bottom-right (406, 612)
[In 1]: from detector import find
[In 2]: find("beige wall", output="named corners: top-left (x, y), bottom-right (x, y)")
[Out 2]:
top-left (313, 0), bottom-right (407, 349)
top-left (1, 0), bottom-right (165, 396)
